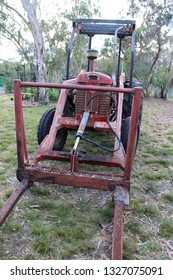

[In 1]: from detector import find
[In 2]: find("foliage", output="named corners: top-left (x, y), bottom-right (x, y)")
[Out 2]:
top-left (0, 0), bottom-right (35, 62)
top-left (0, 59), bottom-right (38, 93)
top-left (0, 60), bottom-right (16, 92)
top-left (47, 88), bottom-right (59, 102)
top-left (99, 37), bottom-right (113, 75)
top-left (43, 0), bottom-right (100, 81)
top-left (63, 0), bottom-right (100, 20)
top-left (127, 0), bottom-right (173, 96)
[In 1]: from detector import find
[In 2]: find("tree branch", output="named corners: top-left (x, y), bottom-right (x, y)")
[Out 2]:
top-left (32, 0), bottom-right (37, 11)
top-left (2, 2), bottom-right (29, 27)
top-left (1, 26), bottom-right (32, 61)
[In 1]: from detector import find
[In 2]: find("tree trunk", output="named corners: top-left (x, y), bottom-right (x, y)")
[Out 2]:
top-left (160, 85), bottom-right (164, 99)
top-left (145, 27), bottom-right (162, 95)
top-left (21, 0), bottom-right (49, 104)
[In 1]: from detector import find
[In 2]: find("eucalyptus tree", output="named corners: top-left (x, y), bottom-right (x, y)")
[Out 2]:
top-left (127, 0), bottom-right (173, 96)
top-left (0, 0), bottom-right (48, 102)
top-left (152, 37), bottom-right (173, 99)
top-left (0, 1), bottom-right (33, 61)
top-left (0, 0), bottom-right (100, 102)
top-left (21, 0), bottom-right (48, 103)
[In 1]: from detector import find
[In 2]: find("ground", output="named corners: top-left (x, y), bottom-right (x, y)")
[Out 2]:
top-left (0, 94), bottom-right (173, 260)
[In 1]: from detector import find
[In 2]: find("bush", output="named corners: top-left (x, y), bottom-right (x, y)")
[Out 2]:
top-left (47, 89), bottom-right (59, 102)
top-left (4, 77), bottom-right (13, 93)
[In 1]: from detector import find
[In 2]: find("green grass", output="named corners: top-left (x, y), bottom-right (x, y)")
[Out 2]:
top-left (167, 135), bottom-right (173, 142)
top-left (143, 158), bottom-right (171, 168)
top-left (131, 199), bottom-right (159, 217)
top-left (30, 187), bottom-right (51, 196)
top-left (94, 201), bottom-right (114, 221)
top-left (22, 199), bottom-right (58, 210)
top-left (25, 211), bottom-right (42, 221)
top-left (162, 193), bottom-right (173, 203)
top-left (124, 220), bottom-right (151, 242)
top-left (159, 220), bottom-right (173, 238)
top-left (123, 236), bottom-right (137, 260)
top-left (32, 234), bottom-right (54, 255)
top-left (134, 170), bottom-right (170, 181)
top-left (2, 222), bottom-right (21, 233)
top-left (28, 201), bottom-right (108, 258)
top-left (137, 240), bottom-right (162, 258)
top-left (32, 220), bottom-right (52, 236)
top-left (145, 146), bottom-right (173, 156)
top-left (31, 221), bottom-right (55, 255)
top-left (144, 181), bottom-right (158, 194)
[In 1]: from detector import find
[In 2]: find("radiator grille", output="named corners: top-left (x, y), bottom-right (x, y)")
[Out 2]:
top-left (98, 94), bottom-right (111, 115)
top-left (75, 90), bottom-right (111, 116)
top-left (75, 90), bottom-right (86, 113)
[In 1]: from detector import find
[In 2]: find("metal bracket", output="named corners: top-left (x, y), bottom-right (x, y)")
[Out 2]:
top-left (113, 186), bottom-right (129, 206)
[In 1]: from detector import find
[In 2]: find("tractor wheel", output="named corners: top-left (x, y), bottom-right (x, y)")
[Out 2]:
top-left (121, 79), bottom-right (143, 154)
top-left (121, 116), bottom-right (140, 153)
top-left (37, 108), bottom-right (67, 151)
top-left (123, 79), bottom-right (143, 121)
top-left (122, 93), bottom-right (133, 120)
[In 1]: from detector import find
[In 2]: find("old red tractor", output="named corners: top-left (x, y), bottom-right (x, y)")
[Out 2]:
top-left (0, 19), bottom-right (143, 259)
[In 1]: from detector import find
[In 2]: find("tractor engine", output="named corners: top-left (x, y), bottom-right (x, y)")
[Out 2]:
top-left (74, 50), bottom-right (113, 121)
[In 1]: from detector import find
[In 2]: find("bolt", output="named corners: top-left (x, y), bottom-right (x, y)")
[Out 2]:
top-left (108, 183), bottom-right (117, 191)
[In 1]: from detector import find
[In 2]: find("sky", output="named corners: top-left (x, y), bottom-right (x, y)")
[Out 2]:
top-left (0, 0), bottom-right (129, 61)
top-left (99, 0), bottom-right (128, 18)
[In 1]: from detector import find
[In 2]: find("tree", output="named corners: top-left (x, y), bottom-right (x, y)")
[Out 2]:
top-left (0, 1), bottom-right (32, 61)
top-left (0, 0), bottom-right (100, 101)
top-left (99, 38), bottom-right (113, 75)
top-left (127, 0), bottom-right (173, 96)
top-left (0, 0), bottom-right (48, 103)
top-left (152, 38), bottom-right (173, 99)
top-left (40, 0), bottom-right (100, 81)
top-left (21, 0), bottom-right (48, 103)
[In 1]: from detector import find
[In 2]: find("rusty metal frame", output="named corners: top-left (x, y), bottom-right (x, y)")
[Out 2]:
top-left (0, 78), bottom-right (142, 260)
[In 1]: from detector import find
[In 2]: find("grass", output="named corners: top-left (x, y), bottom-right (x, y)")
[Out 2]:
top-left (130, 198), bottom-right (159, 217)
top-left (32, 232), bottom-right (54, 255)
top-left (135, 171), bottom-right (169, 181)
top-left (137, 240), bottom-right (162, 258)
top-left (162, 193), bottom-right (173, 203)
top-left (144, 181), bottom-right (159, 194)
top-left (123, 236), bottom-right (137, 260)
top-left (27, 200), bottom-right (106, 258)
top-left (167, 135), bottom-right (173, 142)
top-left (0, 94), bottom-right (173, 260)
top-left (159, 220), bottom-right (173, 238)
top-left (145, 146), bottom-right (173, 156)
top-left (124, 220), bottom-right (151, 243)
top-left (2, 222), bottom-right (21, 233)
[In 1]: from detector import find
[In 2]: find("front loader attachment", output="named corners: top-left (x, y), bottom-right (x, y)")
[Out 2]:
top-left (0, 77), bottom-right (142, 260)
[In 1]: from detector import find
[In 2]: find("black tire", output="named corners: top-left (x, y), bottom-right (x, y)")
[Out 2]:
top-left (121, 116), bottom-right (140, 153)
top-left (37, 108), bottom-right (67, 151)
top-left (121, 79), bottom-right (143, 154)
top-left (123, 79), bottom-right (143, 121)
